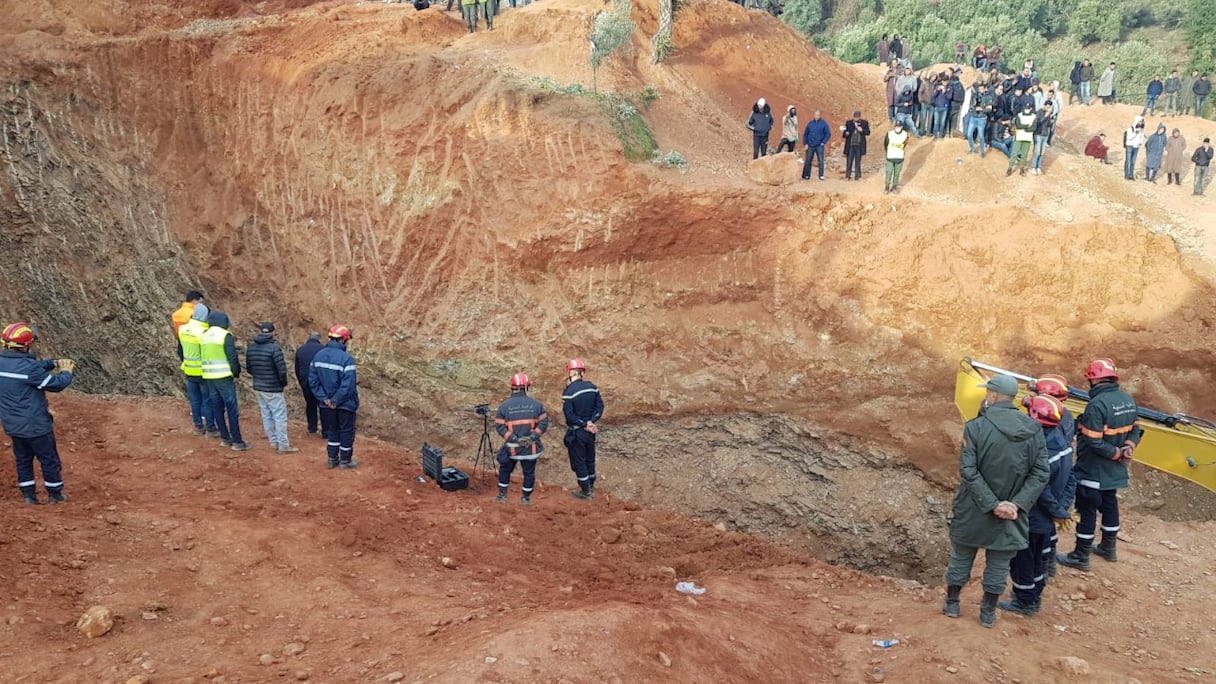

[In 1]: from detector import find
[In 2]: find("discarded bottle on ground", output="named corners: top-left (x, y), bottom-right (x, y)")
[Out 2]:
top-left (675, 581), bottom-right (706, 595)
top-left (872, 639), bottom-right (899, 648)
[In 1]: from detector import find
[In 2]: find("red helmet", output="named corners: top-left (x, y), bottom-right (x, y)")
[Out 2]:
top-left (1025, 395), bottom-right (1064, 427)
top-left (566, 358), bottom-right (586, 373)
top-left (510, 372), bottom-right (531, 389)
top-left (328, 324), bottom-right (353, 342)
top-left (1, 322), bottom-right (37, 350)
top-left (1085, 358), bottom-right (1118, 381)
top-left (1033, 374), bottom-right (1070, 399)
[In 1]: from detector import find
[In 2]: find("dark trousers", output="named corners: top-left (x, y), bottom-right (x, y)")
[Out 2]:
top-left (946, 105), bottom-right (961, 135)
top-left (186, 376), bottom-right (217, 431)
top-left (845, 146), bottom-right (864, 178)
top-left (13, 432), bottom-right (63, 496)
top-left (752, 133), bottom-right (768, 159)
top-left (564, 430), bottom-right (597, 488)
top-left (299, 382), bottom-right (320, 434)
top-left (1009, 531), bottom-right (1051, 606)
top-left (802, 144), bottom-right (825, 179)
top-left (1075, 485), bottom-right (1120, 540)
top-left (775, 139), bottom-right (796, 153)
top-left (497, 450), bottom-right (538, 495)
top-left (207, 377), bottom-right (243, 444)
top-left (321, 407), bottom-right (357, 464)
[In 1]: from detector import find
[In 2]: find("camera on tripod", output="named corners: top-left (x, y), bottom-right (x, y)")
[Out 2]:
top-left (474, 403), bottom-right (491, 416)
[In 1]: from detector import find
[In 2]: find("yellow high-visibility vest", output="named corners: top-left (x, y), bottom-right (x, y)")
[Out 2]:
top-left (200, 326), bottom-right (233, 380)
top-left (886, 130), bottom-right (908, 160)
top-left (178, 318), bottom-right (208, 377)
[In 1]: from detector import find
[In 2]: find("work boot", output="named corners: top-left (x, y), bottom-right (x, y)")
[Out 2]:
top-left (1093, 534), bottom-right (1118, 562)
top-left (997, 598), bottom-right (1038, 616)
top-left (47, 490), bottom-right (68, 504)
top-left (1057, 539), bottom-right (1092, 571)
top-left (338, 460), bottom-right (359, 469)
top-left (231, 441), bottom-right (251, 452)
top-left (277, 446), bottom-right (300, 454)
top-left (979, 592), bottom-right (1000, 628)
top-left (1005, 167), bottom-right (1014, 177)
top-left (570, 481), bottom-right (592, 501)
top-left (521, 495), bottom-right (532, 506)
top-left (942, 585), bottom-right (962, 618)
top-left (494, 487), bottom-right (508, 503)
top-left (327, 458), bottom-right (339, 470)
top-left (205, 430), bottom-right (221, 439)
top-left (22, 493), bottom-right (41, 505)
top-left (1046, 552), bottom-right (1058, 578)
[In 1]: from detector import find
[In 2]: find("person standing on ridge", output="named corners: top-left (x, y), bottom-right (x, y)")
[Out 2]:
top-left (998, 395), bottom-right (1076, 616)
top-left (1163, 70), bottom-right (1182, 116)
top-left (563, 359), bottom-right (604, 501)
top-left (747, 98), bottom-right (773, 160)
top-left (877, 34), bottom-right (890, 66)
top-left (1144, 123), bottom-right (1168, 183)
top-left (776, 105), bottom-right (798, 154)
top-left (1006, 103), bottom-right (1036, 177)
top-left (1097, 63), bottom-right (1117, 106)
top-left (842, 111), bottom-right (870, 181)
top-left (246, 322), bottom-right (298, 454)
top-left (1163, 128), bottom-right (1187, 186)
top-left (171, 290), bottom-right (204, 364)
top-left (1123, 116), bottom-right (1146, 181)
top-left (294, 332), bottom-right (325, 437)
top-left (1193, 137), bottom-right (1213, 196)
top-left (801, 109), bottom-right (832, 181)
top-left (1057, 359), bottom-right (1141, 572)
top-left (494, 373), bottom-right (549, 505)
top-left (882, 120), bottom-right (909, 194)
top-left (201, 310), bottom-right (250, 453)
top-left (942, 374), bottom-right (1049, 629)
top-left (309, 325), bottom-right (360, 469)
top-left (0, 322), bottom-right (75, 505)
top-left (1029, 373), bottom-right (1076, 579)
top-left (178, 303), bottom-right (218, 437)
top-left (461, 0), bottom-right (482, 32)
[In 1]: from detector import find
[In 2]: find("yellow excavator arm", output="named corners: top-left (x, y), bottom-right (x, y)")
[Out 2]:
top-left (956, 358), bottom-right (1216, 495)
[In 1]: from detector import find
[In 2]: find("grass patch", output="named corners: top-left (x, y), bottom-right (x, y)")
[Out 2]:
top-left (528, 77), bottom-right (659, 162)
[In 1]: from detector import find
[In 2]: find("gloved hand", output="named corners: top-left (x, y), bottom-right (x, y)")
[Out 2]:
top-left (1053, 517), bottom-right (1073, 533)
top-left (58, 359), bottom-right (76, 373)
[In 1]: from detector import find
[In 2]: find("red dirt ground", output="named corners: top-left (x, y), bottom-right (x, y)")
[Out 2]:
top-left (2, 394), bottom-right (1215, 683)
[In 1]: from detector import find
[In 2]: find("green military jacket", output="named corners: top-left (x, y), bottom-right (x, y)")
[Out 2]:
top-left (949, 401), bottom-right (1051, 551)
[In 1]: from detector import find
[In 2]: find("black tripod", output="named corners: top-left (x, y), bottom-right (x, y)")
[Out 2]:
top-left (472, 409), bottom-right (496, 492)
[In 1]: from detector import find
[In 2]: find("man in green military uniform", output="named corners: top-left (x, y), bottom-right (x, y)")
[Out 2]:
top-left (943, 374), bottom-right (1050, 628)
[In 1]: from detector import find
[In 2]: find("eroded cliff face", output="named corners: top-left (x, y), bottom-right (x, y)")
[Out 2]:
top-left (4, 0), bottom-right (1216, 577)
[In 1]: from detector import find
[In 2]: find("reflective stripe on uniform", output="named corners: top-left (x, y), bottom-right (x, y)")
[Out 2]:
top-left (562, 387), bottom-right (599, 400)
top-left (0, 372), bottom-right (30, 380)
top-left (37, 375), bottom-right (54, 389)
top-left (313, 362), bottom-right (354, 372)
top-left (17, 480), bottom-right (36, 487)
top-left (1076, 533), bottom-right (1095, 540)
top-left (1078, 479), bottom-right (1101, 489)
top-left (1012, 581), bottom-right (1035, 590)
top-left (1048, 447), bottom-right (1072, 464)
top-left (44, 481), bottom-right (62, 488)
top-left (1101, 525), bottom-right (1120, 532)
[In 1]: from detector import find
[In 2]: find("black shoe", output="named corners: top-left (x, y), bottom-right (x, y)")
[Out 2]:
top-left (230, 441), bottom-right (251, 452)
top-left (1019, 167), bottom-right (1026, 176)
top-left (327, 460), bottom-right (339, 470)
top-left (1005, 168), bottom-right (1014, 176)
top-left (1057, 549), bottom-right (1091, 572)
top-left (998, 599), bottom-right (1038, 616)
top-left (570, 489), bottom-right (592, 501)
top-left (23, 494), bottom-right (41, 505)
top-left (1093, 535), bottom-right (1118, 562)
top-left (47, 490), bottom-right (68, 504)
top-left (979, 592), bottom-right (1000, 628)
top-left (220, 440), bottom-right (233, 447)
top-left (942, 585), bottom-right (962, 618)
top-left (338, 460), bottom-right (359, 469)
top-left (494, 489), bottom-right (508, 503)
top-left (521, 496), bottom-right (532, 506)
top-left (205, 430), bottom-right (221, 439)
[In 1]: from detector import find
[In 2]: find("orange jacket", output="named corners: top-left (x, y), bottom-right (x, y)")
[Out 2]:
top-left (171, 302), bottom-right (196, 338)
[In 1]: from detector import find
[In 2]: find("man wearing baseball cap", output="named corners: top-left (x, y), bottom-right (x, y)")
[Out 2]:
top-left (942, 374), bottom-right (1049, 628)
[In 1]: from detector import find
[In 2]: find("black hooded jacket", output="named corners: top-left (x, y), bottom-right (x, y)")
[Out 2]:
top-left (747, 103), bottom-right (774, 136)
top-left (246, 333), bottom-right (288, 393)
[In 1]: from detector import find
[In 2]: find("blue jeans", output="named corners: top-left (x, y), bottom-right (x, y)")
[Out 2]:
top-left (255, 390), bottom-right (290, 448)
top-left (965, 115), bottom-right (987, 154)
top-left (917, 104), bottom-right (933, 132)
top-left (802, 144), bottom-right (825, 179)
top-left (895, 112), bottom-right (919, 137)
top-left (932, 106), bottom-right (948, 137)
top-left (1032, 135), bottom-right (1048, 170)
top-left (1124, 146), bottom-right (1140, 179)
top-left (207, 377), bottom-right (244, 444)
top-left (1079, 81), bottom-right (1091, 103)
top-left (990, 138), bottom-right (1012, 158)
top-left (1142, 94), bottom-right (1159, 115)
top-left (1197, 95), bottom-right (1209, 116)
top-left (185, 376), bottom-right (216, 431)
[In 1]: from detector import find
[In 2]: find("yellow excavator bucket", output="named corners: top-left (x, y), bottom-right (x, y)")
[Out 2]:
top-left (956, 358), bottom-right (1216, 495)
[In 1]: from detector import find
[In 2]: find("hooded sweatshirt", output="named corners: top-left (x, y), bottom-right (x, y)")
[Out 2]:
top-left (949, 401), bottom-right (1050, 551)
top-left (1145, 125), bottom-right (1168, 168)
top-left (747, 101), bottom-right (773, 136)
top-left (781, 107), bottom-right (798, 143)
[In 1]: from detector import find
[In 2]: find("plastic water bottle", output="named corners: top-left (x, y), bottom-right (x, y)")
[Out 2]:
top-left (675, 582), bottom-right (706, 595)
top-left (872, 639), bottom-right (900, 648)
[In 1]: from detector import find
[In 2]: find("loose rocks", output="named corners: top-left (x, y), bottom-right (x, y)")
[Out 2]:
top-left (77, 606), bottom-right (114, 638)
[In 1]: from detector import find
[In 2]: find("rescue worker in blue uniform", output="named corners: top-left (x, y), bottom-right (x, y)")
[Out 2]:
top-left (562, 358), bottom-right (604, 501)
top-left (0, 322), bottom-right (75, 504)
top-left (1031, 374), bottom-right (1077, 577)
top-left (309, 325), bottom-right (359, 469)
top-left (494, 372), bottom-right (548, 505)
top-left (1058, 358), bottom-right (1142, 571)
top-left (999, 395), bottom-right (1076, 616)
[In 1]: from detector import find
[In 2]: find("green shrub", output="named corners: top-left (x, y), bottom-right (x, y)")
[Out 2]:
top-left (653, 150), bottom-right (689, 170)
